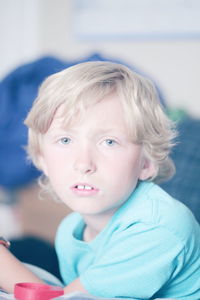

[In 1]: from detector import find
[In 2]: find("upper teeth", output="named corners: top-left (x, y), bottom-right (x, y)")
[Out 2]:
top-left (76, 185), bottom-right (93, 190)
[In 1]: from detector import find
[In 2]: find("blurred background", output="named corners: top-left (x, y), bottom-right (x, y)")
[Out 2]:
top-left (0, 0), bottom-right (200, 247)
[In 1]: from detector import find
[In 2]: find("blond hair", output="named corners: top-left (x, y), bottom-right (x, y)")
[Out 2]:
top-left (25, 61), bottom-right (177, 184)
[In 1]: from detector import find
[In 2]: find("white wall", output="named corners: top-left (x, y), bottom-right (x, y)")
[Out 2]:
top-left (1, 0), bottom-right (200, 117)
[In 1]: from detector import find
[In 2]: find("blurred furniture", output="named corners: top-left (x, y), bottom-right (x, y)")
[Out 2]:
top-left (161, 117), bottom-right (200, 224)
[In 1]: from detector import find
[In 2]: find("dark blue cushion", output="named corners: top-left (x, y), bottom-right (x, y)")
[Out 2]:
top-left (160, 118), bottom-right (200, 224)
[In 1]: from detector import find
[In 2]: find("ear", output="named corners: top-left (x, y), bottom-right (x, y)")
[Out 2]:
top-left (139, 158), bottom-right (156, 181)
top-left (37, 155), bottom-right (49, 177)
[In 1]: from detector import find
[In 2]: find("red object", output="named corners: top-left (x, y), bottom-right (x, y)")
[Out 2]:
top-left (14, 282), bottom-right (64, 300)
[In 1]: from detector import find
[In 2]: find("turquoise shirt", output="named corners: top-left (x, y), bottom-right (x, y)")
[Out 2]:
top-left (55, 181), bottom-right (200, 299)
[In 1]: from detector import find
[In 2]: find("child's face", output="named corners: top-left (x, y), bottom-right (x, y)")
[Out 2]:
top-left (39, 93), bottom-right (153, 217)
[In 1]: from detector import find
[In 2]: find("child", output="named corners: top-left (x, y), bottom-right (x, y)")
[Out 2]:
top-left (1, 61), bottom-right (200, 299)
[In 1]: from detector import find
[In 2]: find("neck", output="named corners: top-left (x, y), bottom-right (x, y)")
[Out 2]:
top-left (82, 209), bottom-right (117, 242)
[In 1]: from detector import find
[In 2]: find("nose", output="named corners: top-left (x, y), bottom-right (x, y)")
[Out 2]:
top-left (73, 146), bottom-right (97, 175)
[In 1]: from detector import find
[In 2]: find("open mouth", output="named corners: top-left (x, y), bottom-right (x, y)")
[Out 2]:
top-left (75, 185), bottom-right (94, 191)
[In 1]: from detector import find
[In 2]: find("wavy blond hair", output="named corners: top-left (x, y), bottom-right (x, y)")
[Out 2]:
top-left (25, 61), bottom-right (177, 186)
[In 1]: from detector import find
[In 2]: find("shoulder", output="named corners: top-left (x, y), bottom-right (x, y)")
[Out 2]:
top-left (149, 183), bottom-right (200, 243)
top-left (115, 181), bottom-right (200, 246)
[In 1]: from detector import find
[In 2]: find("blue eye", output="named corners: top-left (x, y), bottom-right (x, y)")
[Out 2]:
top-left (105, 139), bottom-right (117, 146)
top-left (60, 137), bottom-right (71, 145)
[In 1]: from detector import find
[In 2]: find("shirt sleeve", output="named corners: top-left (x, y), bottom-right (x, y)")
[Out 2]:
top-left (80, 222), bottom-right (185, 299)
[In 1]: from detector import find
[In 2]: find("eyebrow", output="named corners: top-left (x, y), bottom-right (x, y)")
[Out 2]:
top-left (48, 127), bottom-right (128, 137)
top-left (92, 128), bottom-right (126, 134)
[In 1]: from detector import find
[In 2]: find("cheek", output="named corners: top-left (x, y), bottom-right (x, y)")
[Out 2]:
top-left (108, 156), bottom-right (142, 188)
top-left (39, 151), bottom-right (65, 177)
top-left (106, 162), bottom-right (140, 204)
top-left (115, 153), bottom-right (142, 174)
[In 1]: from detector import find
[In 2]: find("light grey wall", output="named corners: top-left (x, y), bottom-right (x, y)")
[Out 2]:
top-left (1, 0), bottom-right (200, 117)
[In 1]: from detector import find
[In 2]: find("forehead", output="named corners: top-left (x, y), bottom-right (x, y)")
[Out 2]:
top-left (50, 93), bottom-right (128, 132)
